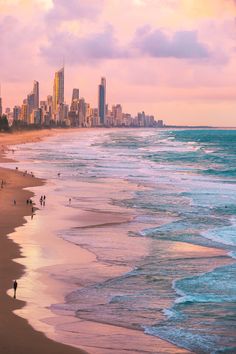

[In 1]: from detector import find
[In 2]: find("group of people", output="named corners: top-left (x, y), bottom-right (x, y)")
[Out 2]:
top-left (26, 199), bottom-right (33, 205)
top-left (22, 170), bottom-right (35, 178)
top-left (40, 195), bottom-right (46, 206)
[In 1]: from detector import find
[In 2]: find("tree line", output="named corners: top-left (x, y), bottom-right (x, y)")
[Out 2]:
top-left (0, 115), bottom-right (9, 131)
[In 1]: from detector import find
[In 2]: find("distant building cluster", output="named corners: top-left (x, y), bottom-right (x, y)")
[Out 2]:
top-left (0, 68), bottom-right (164, 129)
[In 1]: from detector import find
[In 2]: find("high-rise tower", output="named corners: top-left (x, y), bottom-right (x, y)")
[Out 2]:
top-left (72, 88), bottom-right (79, 102)
top-left (33, 80), bottom-right (39, 109)
top-left (53, 67), bottom-right (64, 114)
top-left (70, 88), bottom-right (80, 112)
top-left (98, 77), bottom-right (106, 125)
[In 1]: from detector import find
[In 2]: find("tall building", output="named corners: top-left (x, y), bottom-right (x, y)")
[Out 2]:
top-left (70, 88), bottom-right (80, 112)
top-left (112, 104), bottom-right (123, 126)
top-left (0, 84), bottom-right (2, 116)
top-left (98, 77), bottom-right (106, 125)
top-left (72, 88), bottom-right (79, 102)
top-left (27, 93), bottom-right (35, 117)
top-left (33, 80), bottom-right (39, 109)
top-left (33, 109), bottom-right (42, 125)
top-left (47, 95), bottom-right (53, 119)
top-left (53, 67), bottom-right (64, 115)
top-left (21, 103), bottom-right (28, 123)
top-left (13, 106), bottom-right (21, 121)
top-left (78, 98), bottom-right (86, 126)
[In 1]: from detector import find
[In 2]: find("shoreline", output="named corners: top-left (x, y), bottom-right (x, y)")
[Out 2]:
top-left (0, 132), bottom-right (88, 353)
top-left (0, 129), bottom-right (193, 353)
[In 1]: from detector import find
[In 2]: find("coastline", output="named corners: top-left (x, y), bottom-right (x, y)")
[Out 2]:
top-left (0, 129), bottom-right (193, 353)
top-left (0, 131), bottom-right (87, 353)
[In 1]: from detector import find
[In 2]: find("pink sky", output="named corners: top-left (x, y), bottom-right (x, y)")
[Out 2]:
top-left (0, 0), bottom-right (236, 126)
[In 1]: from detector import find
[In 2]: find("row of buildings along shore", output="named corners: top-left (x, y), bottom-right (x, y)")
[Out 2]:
top-left (0, 67), bottom-right (164, 128)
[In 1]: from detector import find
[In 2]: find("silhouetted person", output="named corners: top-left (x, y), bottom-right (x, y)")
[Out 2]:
top-left (13, 280), bottom-right (18, 298)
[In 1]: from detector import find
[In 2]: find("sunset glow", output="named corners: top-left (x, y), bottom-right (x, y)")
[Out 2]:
top-left (0, 0), bottom-right (236, 126)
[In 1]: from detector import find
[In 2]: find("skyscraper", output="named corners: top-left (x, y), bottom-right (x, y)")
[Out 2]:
top-left (47, 95), bottom-right (53, 119)
top-left (21, 103), bottom-right (28, 123)
top-left (13, 106), bottom-right (21, 121)
top-left (33, 80), bottom-right (39, 109)
top-left (70, 88), bottom-right (80, 112)
top-left (98, 77), bottom-right (106, 125)
top-left (53, 67), bottom-right (64, 114)
top-left (72, 88), bottom-right (79, 102)
top-left (27, 93), bottom-right (35, 117)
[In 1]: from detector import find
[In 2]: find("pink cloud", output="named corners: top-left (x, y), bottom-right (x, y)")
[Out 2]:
top-left (133, 27), bottom-right (210, 59)
top-left (41, 25), bottom-right (127, 65)
top-left (46, 0), bottom-right (104, 22)
top-left (0, 15), bottom-right (43, 81)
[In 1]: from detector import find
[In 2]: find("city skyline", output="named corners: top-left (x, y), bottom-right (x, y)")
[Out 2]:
top-left (2, 66), bottom-right (160, 128)
top-left (0, 0), bottom-right (236, 127)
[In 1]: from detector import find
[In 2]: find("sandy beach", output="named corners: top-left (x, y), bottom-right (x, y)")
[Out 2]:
top-left (0, 129), bottom-right (193, 354)
top-left (0, 130), bottom-right (87, 354)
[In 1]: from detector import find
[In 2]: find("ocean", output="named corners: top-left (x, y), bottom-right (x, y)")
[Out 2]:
top-left (7, 128), bottom-right (236, 353)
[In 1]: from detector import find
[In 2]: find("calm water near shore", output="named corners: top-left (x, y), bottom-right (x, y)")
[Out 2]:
top-left (6, 129), bottom-right (236, 353)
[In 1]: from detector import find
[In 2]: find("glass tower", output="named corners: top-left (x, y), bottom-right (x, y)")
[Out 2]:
top-left (53, 67), bottom-right (64, 114)
top-left (98, 77), bottom-right (106, 125)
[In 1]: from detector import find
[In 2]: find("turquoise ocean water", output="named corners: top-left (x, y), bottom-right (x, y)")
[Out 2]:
top-left (12, 129), bottom-right (236, 353)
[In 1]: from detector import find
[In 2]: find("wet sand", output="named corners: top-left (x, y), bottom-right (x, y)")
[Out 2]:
top-left (0, 130), bottom-right (192, 354)
top-left (0, 129), bottom-right (74, 147)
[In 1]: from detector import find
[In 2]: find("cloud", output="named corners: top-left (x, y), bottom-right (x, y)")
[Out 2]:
top-left (41, 25), bottom-right (127, 65)
top-left (133, 26), bottom-right (210, 59)
top-left (0, 15), bottom-right (42, 81)
top-left (46, 0), bottom-right (104, 22)
top-left (41, 22), bottom-right (214, 66)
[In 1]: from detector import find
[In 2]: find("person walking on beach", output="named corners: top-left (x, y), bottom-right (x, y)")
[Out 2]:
top-left (13, 280), bottom-right (18, 299)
